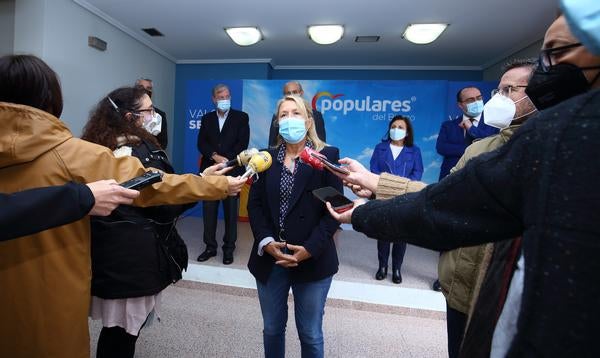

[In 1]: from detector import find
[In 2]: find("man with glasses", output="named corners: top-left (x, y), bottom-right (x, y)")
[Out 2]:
top-left (267, 81), bottom-right (326, 147)
top-left (432, 87), bottom-right (499, 292)
top-left (328, 10), bottom-right (600, 357)
top-left (436, 87), bottom-right (499, 182)
top-left (437, 59), bottom-right (538, 358)
top-left (136, 78), bottom-right (168, 149)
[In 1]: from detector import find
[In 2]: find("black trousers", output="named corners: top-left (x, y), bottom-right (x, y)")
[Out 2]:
top-left (377, 240), bottom-right (407, 270)
top-left (202, 195), bottom-right (239, 254)
top-left (446, 303), bottom-right (467, 358)
top-left (96, 326), bottom-right (139, 358)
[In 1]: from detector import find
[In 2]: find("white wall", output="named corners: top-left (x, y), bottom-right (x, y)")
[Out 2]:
top-left (13, 0), bottom-right (44, 56)
top-left (483, 40), bottom-right (543, 80)
top-left (0, 0), bottom-right (15, 56)
top-left (12, 0), bottom-right (176, 151)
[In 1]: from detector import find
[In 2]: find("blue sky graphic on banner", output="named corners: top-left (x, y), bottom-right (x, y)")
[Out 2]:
top-left (182, 79), bottom-right (496, 214)
top-left (244, 80), bottom-right (449, 184)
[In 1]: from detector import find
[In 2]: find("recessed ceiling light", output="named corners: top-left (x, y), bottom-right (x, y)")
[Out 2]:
top-left (225, 27), bottom-right (262, 46)
top-left (355, 36), bottom-right (380, 43)
top-left (402, 23), bottom-right (448, 44)
top-left (308, 25), bottom-right (344, 45)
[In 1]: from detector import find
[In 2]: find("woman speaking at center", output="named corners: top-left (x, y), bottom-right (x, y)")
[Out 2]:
top-left (247, 95), bottom-right (342, 358)
top-left (370, 115), bottom-right (423, 284)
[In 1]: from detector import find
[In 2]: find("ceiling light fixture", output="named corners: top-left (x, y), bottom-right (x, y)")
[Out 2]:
top-left (308, 25), bottom-right (344, 45)
top-left (225, 27), bottom-right (262, 46)
top-left (402, 23), bottom-right (448, 44)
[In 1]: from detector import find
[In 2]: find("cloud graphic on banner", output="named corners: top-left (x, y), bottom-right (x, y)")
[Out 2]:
top-left (243, 80), bottom-right (274, 149)
top-left (422, 133), bottom-right (439, 142)
top-left (423, 159), bottom-right (441, 178)
top-left (356, 147), bottom-right (374, 161)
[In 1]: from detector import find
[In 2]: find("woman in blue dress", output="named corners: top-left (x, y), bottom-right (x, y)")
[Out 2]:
top-left (369, 115), bottom-right (423, 284)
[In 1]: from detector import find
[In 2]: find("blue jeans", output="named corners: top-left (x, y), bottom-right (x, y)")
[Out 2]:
top-left (256, 265), bottom-right (333, 358)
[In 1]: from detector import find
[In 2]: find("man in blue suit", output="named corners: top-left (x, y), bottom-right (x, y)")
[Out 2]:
top-left (432, 86), bottom-right (498, 292)
top-left (436, 87), bottom-right (499, 181)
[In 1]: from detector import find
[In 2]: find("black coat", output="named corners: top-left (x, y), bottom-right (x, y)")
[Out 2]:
top-left (352, 89), bottom-right (600, 357)
top-left (197, 109), bottom-right (250, 177)
top-left (268, 109), bottom-right (326, 148)
top-left (91, 140), bottom-right (189, 299)
top-left (247, 145), bottom-right (341, 284)
top-left (0, 182), bottom-right (94, 241)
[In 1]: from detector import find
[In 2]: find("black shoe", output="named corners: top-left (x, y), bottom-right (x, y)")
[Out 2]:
top-left (375, 267), bottom-right (387, 280)
top-left (197, 249), bottom-right (216, 262)
top-left (392, 269), bottom-right (402, 284)
top-left (432, 279), bottom-right (442, 292)
top-left (223, 254), bottom-right (234, 265)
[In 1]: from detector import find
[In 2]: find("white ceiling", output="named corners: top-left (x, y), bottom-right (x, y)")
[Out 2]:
top-left (76, 0), bottom-right (558, 69)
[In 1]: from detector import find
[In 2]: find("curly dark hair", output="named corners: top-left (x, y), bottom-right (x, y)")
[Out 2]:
top-left (82, 86), bottom-right (160, 150)
top-left (382, 115), bottom-right (414, 147)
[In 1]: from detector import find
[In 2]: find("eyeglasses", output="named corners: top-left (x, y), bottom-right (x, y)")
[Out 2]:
top-left (492, 85), bottom-right (528, 97)
top-left (538, 42), bottom-right (582, 72)
top-left (135, 107), bottom-right (155, 116)
top-left (284, 90), bottom-right (302, 96)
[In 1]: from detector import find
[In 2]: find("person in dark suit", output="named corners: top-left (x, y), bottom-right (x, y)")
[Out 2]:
top-left (369, 115), bottom-right (423, 284)
top-left (197, 84), bottom-right (250, 264)
top-left (432, 86), bottom-right (498, 292)
top-left (436, 87), bottom-right (499, 181)
top-left (136, 78), bottom-right (168, 149)
top-left (268, 81), bottom-right (326, 147)
top-left (0, 180), bottom-right (138, 242)
top-left (248, 95), bottom-right (341, 358)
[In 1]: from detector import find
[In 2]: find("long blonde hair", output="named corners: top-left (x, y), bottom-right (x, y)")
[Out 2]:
top-left (273, 95), bottom-right (326, 151)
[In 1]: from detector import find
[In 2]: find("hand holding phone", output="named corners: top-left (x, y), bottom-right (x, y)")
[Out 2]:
top-left (119, 171), bottom-right (162, 190)
top-left (312, 186), bottom-right (354, 213)
top-left (310, 153), bottom-right (350, 175)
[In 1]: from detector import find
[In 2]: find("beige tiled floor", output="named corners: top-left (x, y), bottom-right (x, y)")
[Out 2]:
top-left (89, 217), bottom-right (448, 357)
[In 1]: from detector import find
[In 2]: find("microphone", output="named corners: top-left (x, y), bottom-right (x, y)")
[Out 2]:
top-left (223, 148), bottom-right (259, 168)
top-left (299, 147), bottom-right (325, 170)
top-left (241, 151), bottom-right (273, 179)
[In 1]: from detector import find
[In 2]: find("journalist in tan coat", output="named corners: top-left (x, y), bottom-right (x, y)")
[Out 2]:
top-left (0, 55), bottom-right (244, 358)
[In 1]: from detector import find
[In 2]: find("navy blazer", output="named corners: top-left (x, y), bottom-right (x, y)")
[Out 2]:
top-left (247, 145), bottom-right (342, 284)
top-left (370, 141), bottom-right (423, 180)
top-left (435, 114), bottom-right (498, 180)
top-left (197, 109), bottom-right (250, 176)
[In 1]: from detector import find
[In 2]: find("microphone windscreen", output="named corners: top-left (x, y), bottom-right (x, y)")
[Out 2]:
top-left (238, 148), bottom-right (259, 166)
top-left (248, 151), bottom-right (272, 173)
top-left (299, 147), bottom-right (324, 170)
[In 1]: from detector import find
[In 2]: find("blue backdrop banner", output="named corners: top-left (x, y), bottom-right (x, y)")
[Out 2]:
top-left (181, 79), bottom-right (496, 216)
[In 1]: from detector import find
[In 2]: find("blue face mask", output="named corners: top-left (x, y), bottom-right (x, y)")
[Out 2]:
top-left (389, 128), bottom-right (406, 141)
top-left (278, 117), bottom-right (307, 144)
top-left (465, 100), bottom-right (484, 117)
top-left (561, 0), bottom-right (600, 55)
top-left (217, 99), bottom-right (231, 112)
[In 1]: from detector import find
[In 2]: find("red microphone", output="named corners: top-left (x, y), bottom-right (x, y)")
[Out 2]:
top-left (299, 147), bottom-right (325, 170)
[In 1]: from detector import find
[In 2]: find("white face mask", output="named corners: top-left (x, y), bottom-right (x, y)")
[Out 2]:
top-left (389, 128), bottom-right (407, 141)
top-left (143, 112), bottom-right (162, 135)
top-left (483, 93), bottom-right (517, 129)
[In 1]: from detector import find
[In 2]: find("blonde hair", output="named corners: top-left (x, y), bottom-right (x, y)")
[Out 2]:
top-left (273, 95), bottom-right (326, 151)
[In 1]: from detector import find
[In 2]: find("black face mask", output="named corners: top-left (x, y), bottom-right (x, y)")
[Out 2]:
top-left (525, 63), bottom-right (593, 111)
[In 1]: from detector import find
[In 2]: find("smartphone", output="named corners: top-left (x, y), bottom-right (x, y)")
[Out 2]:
top-left (119, 171), bottom-right (162, 190)
top-left (313, 186), bottom-right (354, 213)
top-left (309, 153), bottom-right (350, 175)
